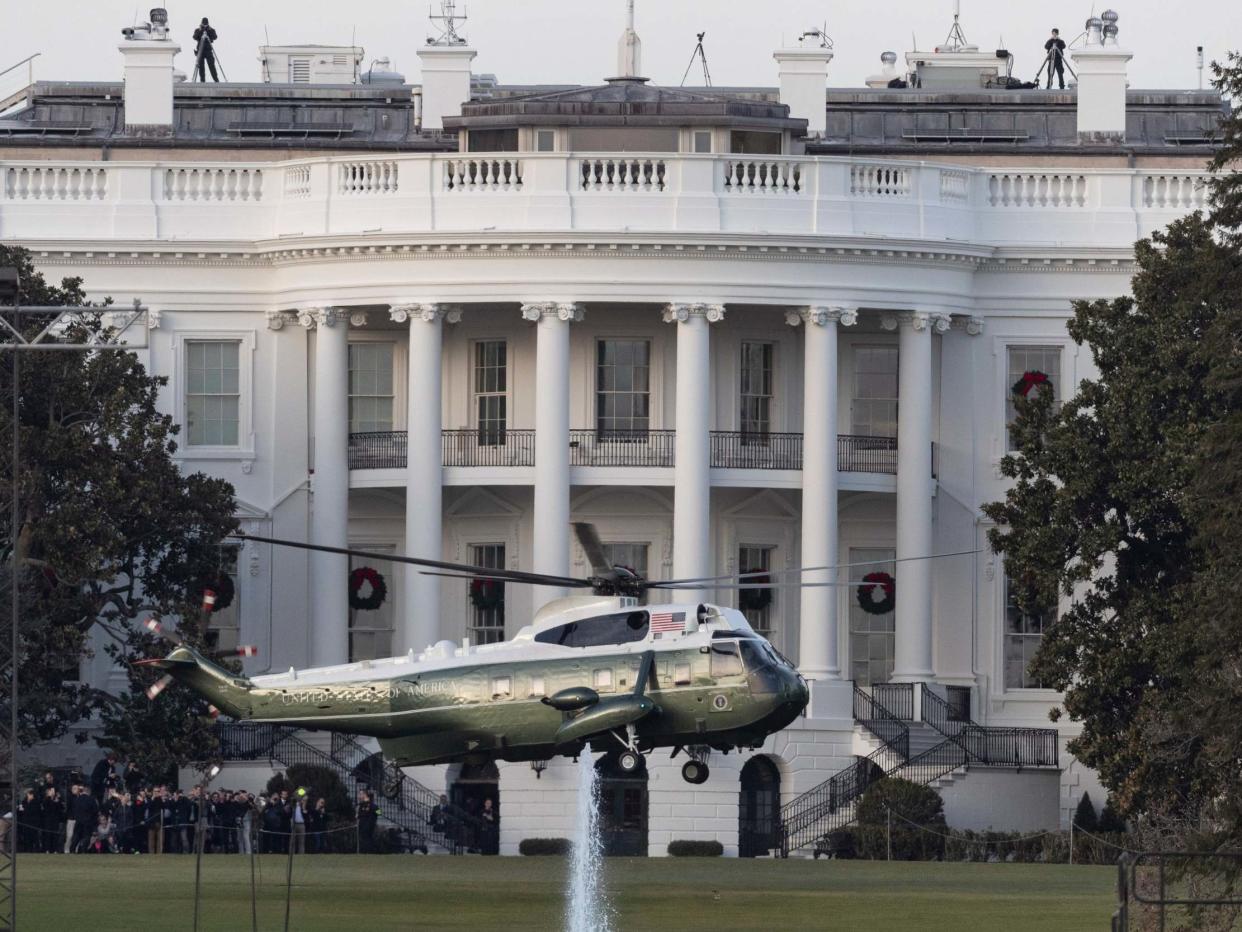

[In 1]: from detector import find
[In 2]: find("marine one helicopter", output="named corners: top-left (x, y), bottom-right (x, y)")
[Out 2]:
top-left (138, 524), bottom-right (809, 784)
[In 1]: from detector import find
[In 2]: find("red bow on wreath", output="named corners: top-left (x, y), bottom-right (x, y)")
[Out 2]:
top-left (1012, 370), bottom-right (1051, 398)
top-left (349, 566), bottom-right (388, 612)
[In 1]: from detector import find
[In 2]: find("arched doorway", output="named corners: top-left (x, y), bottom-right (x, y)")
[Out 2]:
top-left (739, 756), bottom-right (782, 857)
top-left (596, 753), bottom-right (648, 857)
top-left (450, 761), bottom-right (500, 854)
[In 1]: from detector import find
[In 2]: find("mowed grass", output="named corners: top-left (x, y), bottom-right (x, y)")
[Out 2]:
top-left (18, 853), bottom-right (1116, 931)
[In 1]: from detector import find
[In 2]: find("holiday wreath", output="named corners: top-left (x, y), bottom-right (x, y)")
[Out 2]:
top-left (349, 566), bottom-right (388, 612)
top-left (1012, 370), bottom-right (1051, 398)
top-left (856, 571), bottom-right (895, 615)
top-left (738, 569), bottom-right (773, 612)
top-left (469, 577), bottom-right (504, 611)
top-left (199, 573), bottom-right (234, 613)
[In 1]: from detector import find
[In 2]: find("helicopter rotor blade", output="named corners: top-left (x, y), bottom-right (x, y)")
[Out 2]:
top-left (231, 533), bottom-right (591, 590)
top-left (649, 549), bottom-right (982, 589)
top-left (143, 616), bottom-right (183, 647)
top-left (572, 522), bottom-right (613, 578)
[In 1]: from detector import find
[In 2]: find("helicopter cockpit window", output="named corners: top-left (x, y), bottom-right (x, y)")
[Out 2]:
top-left (738, 640), bottom-right (772, 671)
top-left (710, 641), bottom-right (744, 678)
top-left (534, 611), bottom-right (650, 648)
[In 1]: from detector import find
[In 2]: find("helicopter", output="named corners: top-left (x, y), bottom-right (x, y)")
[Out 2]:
top-left (138, 523), bottom-right (810, 784)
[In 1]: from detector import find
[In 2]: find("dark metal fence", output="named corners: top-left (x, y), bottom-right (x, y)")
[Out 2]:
top-left (852, 686), bottom-right (910, 762)
top-left (871, 683), bottom-right (914, 721)
top-left (710, 431), bottom-right (802, 469)
top-left (568, 429), bottom-right (676, 467)
top-left (778, 747), bottom-right (889, 856)
top-left (838, 434), bottom-right (898, 474)
top-left (919, 683), bottom-right (1059, 768)
top-left (1113, 851), bottom-right (1242, 932)
top-left (347, 431), bottom-right (408, 470)
top-left (442, 429), bottom-right (535, 467)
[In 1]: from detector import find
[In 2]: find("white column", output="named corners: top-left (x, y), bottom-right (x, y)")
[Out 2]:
top-left (885, 310), bottom-right (950, 682)
top-left (301, 307), bottom-right (350, 667)
top-left (523, 302), bottom-right (583, 602)
top-left (788, 306), bottom-right (856, 678)
top-left (391, 303), bottom-right (459, 653)
top-left (663, 303), bottom-right (725, 604)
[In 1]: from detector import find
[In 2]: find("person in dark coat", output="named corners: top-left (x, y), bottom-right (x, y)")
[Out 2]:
top-left (69, 785), bottom-right (98, 853)
top-left (39, 787), bottom-right (64, 853)
top-left (1043, 29), bottom-right (1067, 89)
top-left (16, 790), bottom-right (39, 852)
top-left (307, 797), bottom-right (328, 853)
top-left (173, 789), bottom-right (193, 854)
top-left (90, 753), bottom-right (118, 803)
top-left (260, 794), bottom-right (285, 854)
top-left (192, 18), bottom-right (220, 82)
top-left (356, 790), bottom-right (379, 853)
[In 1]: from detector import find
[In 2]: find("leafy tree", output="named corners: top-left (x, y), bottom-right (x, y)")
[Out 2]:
top-left (1208, 53), bottom-right (1242, 242)
top-left (855, 778), bottom-right (946, 860)
top-left (1098, 797), bottom-right (1127, 834)
top-left (0, 244), bottom-right (237, 770)
top-left (1073, 793), bottom-right (1098, 832)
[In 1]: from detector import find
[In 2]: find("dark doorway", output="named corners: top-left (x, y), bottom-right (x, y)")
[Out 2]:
top-left (739, 756), bottom-right (781, 857)
top-left (596, 753), bottom-right (648, 856)
top-left (450, 761), bottom-right (500, 854)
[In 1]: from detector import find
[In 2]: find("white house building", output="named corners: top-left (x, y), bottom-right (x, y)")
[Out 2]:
top-left (0, 4), bottom-right (1226, 856)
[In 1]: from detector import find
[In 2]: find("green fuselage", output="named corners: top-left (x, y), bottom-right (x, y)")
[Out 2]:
top-left (170, 636), bottom-right (808, 768)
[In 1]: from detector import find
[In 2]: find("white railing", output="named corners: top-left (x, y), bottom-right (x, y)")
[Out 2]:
top-left (162, 167), bottom-right (263, 202)
top-left (338, 160), bottom-right (399, 195)
top-left (3, 165), bottom-right (107, 200)
top-left (1142, 174), bottom-right (1208, 210)
top-left (850, 164), bottom-right (911, 198)
top-left (986, 173), bottom-right (1086, 208)
top-left (443, 158), bottom-right (523, 191)
top-left (722, 159), bottom-right (803, 194)
top-left (578, 157), bottom-right (666, 192)
top-left (0, 153), bottom-right (1212, 249)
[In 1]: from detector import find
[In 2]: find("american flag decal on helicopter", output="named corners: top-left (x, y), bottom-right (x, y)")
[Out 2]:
top-left (649, 611), bottom-right (685, 634)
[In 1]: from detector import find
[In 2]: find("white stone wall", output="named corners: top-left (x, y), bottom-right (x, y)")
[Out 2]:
top-left (938, 768), bottom-right (1061, 833)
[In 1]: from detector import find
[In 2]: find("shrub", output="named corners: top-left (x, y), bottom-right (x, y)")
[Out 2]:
top-left (520, 837), bottom-right (571, 856)
top-left (1073, 792), bottom-right (1099, 832)
top-left (855, 778), bottom-right (947, 860)
top-left (1098, 798), bottom-right (1127, 833)
top-left (668, 839), bottom-right (724, 857)
top-left (813, 829), bottom-right (857, 859)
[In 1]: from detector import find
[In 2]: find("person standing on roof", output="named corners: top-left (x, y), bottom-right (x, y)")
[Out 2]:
top-left (1044, 29), bottom-right (1067, 89)
top-left (193, 17), bottom-right (220, 82)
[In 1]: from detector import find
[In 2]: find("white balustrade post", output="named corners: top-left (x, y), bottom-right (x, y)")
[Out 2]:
top-left (391, 302), bottom-right (459, 654)
top-left (788, 306), bottom-right (856, 678)
top-left (884, 310), bottom-right (950, 682)
top-left (524, 302), bottom-right (583, 602)
top-left (301, 307), bottom-right (351, 667)
top-left (663, 303), bottom-right (725, 604)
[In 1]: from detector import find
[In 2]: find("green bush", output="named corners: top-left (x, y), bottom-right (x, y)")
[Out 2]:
top-left (667, 840), bottom-right (724, 857)
top-left (519, 837), bottom-right (571, 856)
top-left (813, 829), bottom-right (857, 859)
top-left (855, 778), bottom-right (947, 860)
top-left (940, 829), bottom-right (1126, 865)
top-left (1073, 792), bottom-right (1098, 832)
top-left (1098, 798), bottom-right (1127, 833)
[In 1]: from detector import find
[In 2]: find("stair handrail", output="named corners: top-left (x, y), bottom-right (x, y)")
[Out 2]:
top-left (919, 684), bottom-right (1059, 768)
top-left (853, 684), bottom-right (910, 762)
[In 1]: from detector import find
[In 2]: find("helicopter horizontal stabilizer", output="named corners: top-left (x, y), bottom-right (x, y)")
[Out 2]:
top-left (553, 693), bottom-right (656, 747)
top-left (132, 656), bottom-right (198, 671)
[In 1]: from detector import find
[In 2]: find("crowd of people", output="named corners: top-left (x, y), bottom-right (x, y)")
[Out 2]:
top-left (5, 754), bottom-right (344, 855)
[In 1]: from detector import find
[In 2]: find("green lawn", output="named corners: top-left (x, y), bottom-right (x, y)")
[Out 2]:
top-left (17, 854), bottom-right (1117, 931)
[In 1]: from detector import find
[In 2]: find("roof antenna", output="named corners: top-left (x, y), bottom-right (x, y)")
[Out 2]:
top-left (799, 24), bottom-right (833, 50)
top-left (943, 0), bottom-right (969, 51)
top-left (680, 32), bottom-right (712, 86)
top-left (427, 0), bottom-right (467, 46)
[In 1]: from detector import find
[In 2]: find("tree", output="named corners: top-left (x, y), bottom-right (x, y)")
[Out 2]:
top-left (0, 245), bottom-right (238, 769)
top-left (1208, 53), bottom-right (1242, 242)
top-left (855, 777), bottom-right (946, 860)
top-left (1074, 793), bottom-right (1098, 832)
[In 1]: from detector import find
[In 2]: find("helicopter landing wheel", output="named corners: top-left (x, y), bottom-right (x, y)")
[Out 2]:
top-left (617, 749), bottom-right (643, 774)
top-left (681, 760), bottom-right (710, 785)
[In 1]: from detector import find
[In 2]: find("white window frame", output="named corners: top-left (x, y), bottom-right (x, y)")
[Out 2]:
top-left (173, 330), bottom-right (257, 460)
top-left (991, 336), bottom-right (1074, 462)
top-left (348, 340), bottom-right (397, 435)
top-left (998, 569), bottom-right (1059, 694)
top-left (469, 339), bottom-right (511, 436)
top-left (593, 337), bottom-right (654, 436)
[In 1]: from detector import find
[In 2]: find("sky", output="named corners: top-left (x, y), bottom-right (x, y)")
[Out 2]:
top-left (3, 0), bottom-right (1240, 93)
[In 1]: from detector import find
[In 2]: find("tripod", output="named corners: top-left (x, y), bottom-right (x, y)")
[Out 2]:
top-left (194, 34), bottom-right (229, 83)
top-left (1034, 45), bottom-right (1076, 88)
top-left (680, 32), bottom-right (712, 87)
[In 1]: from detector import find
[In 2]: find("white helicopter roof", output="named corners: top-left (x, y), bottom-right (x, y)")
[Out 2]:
top-left (249, 601), bottom-right (755, 689)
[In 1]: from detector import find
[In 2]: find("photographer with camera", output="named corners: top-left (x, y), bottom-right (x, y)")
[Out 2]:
top-left (193, 17), bottom-right (220, 82)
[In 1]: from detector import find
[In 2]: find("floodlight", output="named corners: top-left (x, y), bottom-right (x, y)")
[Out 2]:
top-left (150, 8), bottom-right (168, 26)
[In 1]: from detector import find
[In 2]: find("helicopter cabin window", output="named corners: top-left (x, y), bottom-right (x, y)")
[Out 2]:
top-left (468, 544), bottom-right (506, 645)
top-left (710, 641), bottom-right (744, 678)
top-left (593, 669), bottom-right (614, 692)
top-left (204, 545), bottom-right (241, 654)
top-left (528, 676), bottom-right (545, 698)
top-left (491, 675), bottom-right (512, 699)
top-left (673, 662), bottom-right (692, 686)
top-left (534, 610), bottom-right (650, 648)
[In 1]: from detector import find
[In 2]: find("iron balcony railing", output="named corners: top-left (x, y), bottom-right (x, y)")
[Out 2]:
top-left (568, 428), bottom-right (676, 467)
top-left (870, 683), bottom-right (915, 721)
top-left (919, 683), bottom-right (1059, 768)
top-left (852, 684), bottom-right (910, 762)
top-left (348, 430), bottom-right (919, 475)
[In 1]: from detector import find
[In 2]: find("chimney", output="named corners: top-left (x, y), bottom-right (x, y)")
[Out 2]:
top-left (773, 43), bottom-right (833, 137)
top-left (417, 44), bottom-right (477, 131)
top-left (1070, 10), bottom-right (1132, 142)
top-left (118, 8), bottom-right (180, 133)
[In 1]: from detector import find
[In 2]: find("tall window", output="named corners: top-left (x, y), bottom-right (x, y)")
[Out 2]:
top-left (469, 544), bottom-right (506, 645)
top-left (349, 550), bottom-right (395, 662)
top-left (602, 542), bottom-right (649, 605)
top-left (1006, 346), bottom-right (1062, 450)
top-left (849, 548), bottom-right (896, 686)
top-left (596, 339), bottom-right (651, 438)
top-left (205, 546), bottom-right (241, 654)
top-left (1004, 575), bottom-right (1054, 689)
top-left (348, 343), bottom-right (394, 434)
top-left (185, 341), bottom-right (240, 446)
top-left (739, 342), bottom-right (774, 440)
top-left (473, 341), bottom-right (508, 445)
top-left (851, 346), bottom-right (899, 438)
top-left (738, 545), bottom-right (774, 637)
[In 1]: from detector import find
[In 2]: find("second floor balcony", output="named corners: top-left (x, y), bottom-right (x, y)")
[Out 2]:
top-left (348, 429), bottom-right (921, 476)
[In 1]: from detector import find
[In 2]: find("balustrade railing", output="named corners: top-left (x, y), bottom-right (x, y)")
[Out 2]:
top-left (721, 159), bottom-right (803, 194)
top-left (578, 157), bottom-right (666, 191)
top-left (442, 428), bottom-right (535, 466)
top-left (710, 431), bottom-right (802, 469)
top-left (163, 166), bottom-right (263, 202)
top-left (987, 172), bottom-right (1086, 208)
top-left (569, 429), bottom-right (676, 466)
top-left (3, 165), bottom-right (107, 200)
top-left (850, 164), bottom-right (911, 198)
top-left (1142, 174), bottom-right (1207, 209)
top-left (444, 157), bottom-right (523, 191)
top-left (338, 159), bottom-right (399, 195)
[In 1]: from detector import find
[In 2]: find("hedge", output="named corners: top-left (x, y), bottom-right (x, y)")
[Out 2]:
top-left (668, 840), bottom-right (724, 857)
top-left (520, 837), bottom-right (571, 856)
